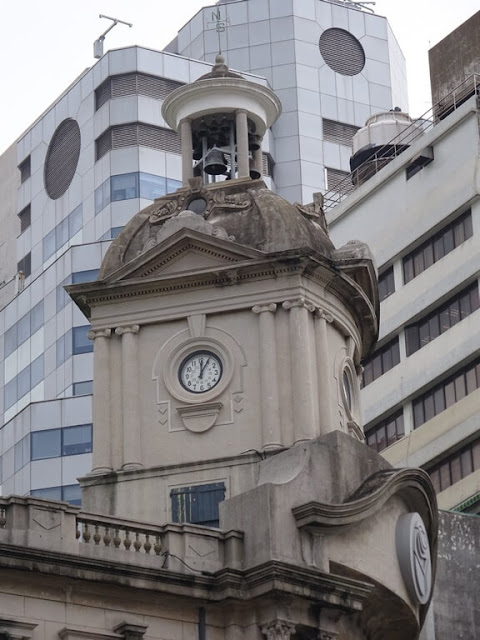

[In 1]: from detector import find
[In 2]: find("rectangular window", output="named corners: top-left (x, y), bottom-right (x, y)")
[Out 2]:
top-left (405, 282), bottom-right (479, 356)
top-left (17, 252), bottom-right (31, 277)
top-left (139, 173), bottom-right (167, 200)
top-left (362, 337), bottom-right (400, 387)
top-left (72, 326), bottom-right (93, 355)
top-left (100, 226), bottom-right (124, 241)
top-left (18, 204), bottom-right (31, 233)
top-left (19, 156), bottom-right (31, 183)
top-left (62, 484), bottom-right (82, 505)
top-left (43, 206), bottom-right (83, 263)
top-left (171, 482), bottom-right (226, 528)
top-left (403, 210), bottom-right (473, 284)
top-left (72, 380), bottom-right (93, 396)
top-left (3, 355), bottom-right (44, 409)
top-left (4, 302), bottom-right (44, 358)
top-left (111, 173), bottom-right (139, 202)
top-left (72, 269), bottom-right (99, 284)
top-left (365, 409), bottom-right (404, 453)
top-left (31, 429), bottom-right (62, 460)
top-left (412, 356), bottom-right (480, 428)
top-left (62, 424), bottom-right (92, 456)
top-left (95, 178), bottom-right (111, 214)
top-left (378, 266), bottom-right (395, 302)
top-left (31, 486), bottom-right (62, 501)
top-left (427, 436), bottom-right (480, 493)
top-left (56, 330), bottom-right (73, 366)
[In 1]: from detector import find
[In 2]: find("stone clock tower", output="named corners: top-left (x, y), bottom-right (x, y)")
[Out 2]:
top-left (68, 56), bottom-right (437, 640)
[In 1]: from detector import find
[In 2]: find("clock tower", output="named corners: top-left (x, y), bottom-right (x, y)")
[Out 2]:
top-left (68, 55), bottom-right (437, 639)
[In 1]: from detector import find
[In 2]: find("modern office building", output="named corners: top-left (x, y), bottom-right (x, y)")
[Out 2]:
top-left (327, 70), bottom-right (480, 513)
top-left (0, 0), bottom-right (406, 502)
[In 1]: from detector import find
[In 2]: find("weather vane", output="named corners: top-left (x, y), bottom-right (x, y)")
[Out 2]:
top-left (207, 8), bottom-right (229, 55)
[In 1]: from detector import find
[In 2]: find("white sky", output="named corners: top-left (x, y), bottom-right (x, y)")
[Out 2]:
top-left (0, 0), bottom-right (478, 155)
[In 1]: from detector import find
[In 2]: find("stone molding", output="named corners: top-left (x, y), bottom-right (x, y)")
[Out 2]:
top-left (261, 620), bottom-right (296, 640)
top-left (282, 297), bottom-right (315, 312)
top-left (252, 303), bottom-right (277, 314)
top-left (115, 325), bottom-right (140, 336)
top-left (87, 328), bottom-right (112, 341)
top-left (315, 308), bottom-right (334, 323)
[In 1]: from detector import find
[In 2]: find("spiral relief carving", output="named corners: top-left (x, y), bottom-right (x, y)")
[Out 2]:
top-left (396, 512), bottom-right (432, 605)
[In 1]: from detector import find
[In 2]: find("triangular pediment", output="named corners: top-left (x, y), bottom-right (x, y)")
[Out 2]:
top-left (104, 228), bottom-right (266, 284)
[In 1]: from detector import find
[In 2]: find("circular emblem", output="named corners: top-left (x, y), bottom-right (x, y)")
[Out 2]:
top-left (396, 512), bottom-right (432, 604)
top-left (178, 350), bottom-right (223, 394)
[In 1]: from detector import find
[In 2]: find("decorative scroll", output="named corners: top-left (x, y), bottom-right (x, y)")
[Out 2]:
top-left (396, 512), bottom-right (432, 605)
top-left (261, 620), bottom-right (296, 640)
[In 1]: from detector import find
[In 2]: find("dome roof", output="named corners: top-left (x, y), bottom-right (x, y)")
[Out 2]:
top-left (99, 179), bottom-right (334, 279)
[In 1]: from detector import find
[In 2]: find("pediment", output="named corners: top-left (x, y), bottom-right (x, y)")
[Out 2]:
top-left (103, 228), bottom-right (265, 284)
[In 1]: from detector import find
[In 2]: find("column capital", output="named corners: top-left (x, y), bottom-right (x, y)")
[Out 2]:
top-left (314, 308), bottom-right (334, 323)
top-left (261, 620), bottom-right (296, 640)
top-left (252, 303), bottom-right (277, 314)
top-left (87, 328), bottom-right (112, 341)
top-left (282, 297), bottom-right (315, 312)
top-left (115, 325), bottom-right (140, 336)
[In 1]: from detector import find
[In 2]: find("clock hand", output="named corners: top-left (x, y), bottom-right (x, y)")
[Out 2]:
top-left (199, 357), bottom-right (210, 379)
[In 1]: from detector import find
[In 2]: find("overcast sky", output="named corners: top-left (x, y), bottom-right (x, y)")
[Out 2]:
top-left (0, 0), bottom-right (478, 155)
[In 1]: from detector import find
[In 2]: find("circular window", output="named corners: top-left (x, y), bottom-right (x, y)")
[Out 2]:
top-left (187, 197), bottom-right (208, 215)
top-left (44, 118), bottom-right (81, 199)
top-left (319, 28), bottom-right (365, 76)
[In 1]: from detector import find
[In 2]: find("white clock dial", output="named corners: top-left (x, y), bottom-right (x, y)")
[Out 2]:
top-left (179, 351), bottom-right (223, 394)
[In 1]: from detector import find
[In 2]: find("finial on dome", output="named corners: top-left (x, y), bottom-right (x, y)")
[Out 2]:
top-left (215, 53), bottom-right (225, 65)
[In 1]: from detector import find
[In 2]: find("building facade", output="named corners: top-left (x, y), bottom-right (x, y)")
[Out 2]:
top-left (0, 0), bottom-right (406, 502)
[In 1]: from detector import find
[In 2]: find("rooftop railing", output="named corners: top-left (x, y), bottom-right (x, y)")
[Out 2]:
top-left (323, 74), bottom-right (480, 212)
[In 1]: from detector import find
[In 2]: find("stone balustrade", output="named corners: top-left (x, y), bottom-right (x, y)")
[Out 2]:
top-left (0, 496), bottom-right (244, 574)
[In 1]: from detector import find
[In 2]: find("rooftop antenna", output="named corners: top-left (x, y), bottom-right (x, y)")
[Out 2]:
top-left (207, 8), bottom-right (229, 55)
top-left (94, 14), bottom-right (133, 59)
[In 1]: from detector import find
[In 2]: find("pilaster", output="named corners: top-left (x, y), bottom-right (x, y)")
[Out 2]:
top-left (87, 328), bottom-right (112, 473)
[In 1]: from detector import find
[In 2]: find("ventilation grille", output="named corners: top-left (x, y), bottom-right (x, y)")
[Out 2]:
top-left (18, 204), bottom-right (31, 233)
top-left (323, 119), bottom-right (359, 146)
top-left (95, 73), bottom-right (185, 110)
top-left (96, 123), bottom-right (181, 160)
top-left (44, 119), bottom-right (81, 200)
top-left (262, 153), bottom-right (274, 178)
top-left (326, 167), bottom-right (353, 194)
top-left (319, 28), bottom-right (365, 76)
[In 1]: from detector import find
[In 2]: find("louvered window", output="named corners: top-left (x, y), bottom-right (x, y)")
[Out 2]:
top-left (44, 119), bottom-right (81, 199)
top-left (96, 123), bottom-right (181, 160)
top-left (262, 153), bottom-right (274, 177)
top-left (319, 28), bottom-right (365, 76)
top-left (95, 73), bottom-right (184, 110)
top-left (325, 167), bottom-right (353, 193)
top-left (19, 156), bottom-right (31, 183)
top-left (18, 204), bottom-right (31, 233)
top-left (323, 119), bottom-right (359, 147)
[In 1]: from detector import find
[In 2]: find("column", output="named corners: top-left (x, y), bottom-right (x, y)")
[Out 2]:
top-left (115, 325), bottom-right (142, 470)
top-left (180, 118), bottom-right (193, 186)
top-left (282, 298), bottom-right (317, 443)
top-left (253, 137), bottom-right (263, 177)
top-left (261, 621), bottom-right (296, 640)
top-left (314, 309), bottom-right (334, 435)
top-left (252, 304), bottom-right (282, 449)
top-left (236, 110), bottom-right (250, 178)
top-left (87, 329), bottom-right (112, 473)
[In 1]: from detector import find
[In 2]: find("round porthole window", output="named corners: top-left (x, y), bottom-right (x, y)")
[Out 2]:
top-left (319, 28), bottom-right (365, 76)
top-left (44, 118), bottom-right (81, 200)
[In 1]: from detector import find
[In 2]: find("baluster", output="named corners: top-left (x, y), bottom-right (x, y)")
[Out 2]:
top-left (124, 530), bottom-right (132, 551)
top-left (133, 531), bottom-right (142, 552)
top-left (83, 523), bottom-right (91, 543)
top-left (93, 525), bottom-right (101, 545)
top-left (113, 528), bottom-right (121, 549)
top-left (75, 521), bottom-right (81, 540)
top-left (103, 526), bottom-right (112, 547)
top-left (154, 535), bottom-right (162, 556)
top-left (144, 534), bottom-right (152, 554)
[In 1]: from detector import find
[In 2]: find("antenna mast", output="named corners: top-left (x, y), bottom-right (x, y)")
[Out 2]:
top-left (94, 14), bottom-right (133, 59)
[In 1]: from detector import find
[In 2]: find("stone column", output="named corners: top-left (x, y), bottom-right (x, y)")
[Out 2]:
top-left (180, 118), bottom-right (193, 186)
top-left (314, 308), bottom-right (334, 434)
top-left (282, 298), bottom-right (317, 443)
top-left (87, 328), bottom-right (112, 473)
top-left (261, 620), bottom-right (296, 640)
top-left (253, 138), bottom-right (263, 177)
top-left (236, 110), bottom-right (250, 178)
top-left (252, 303), bottom-right (282, 449)
top-left (115, 325), bottom-right (142, 470)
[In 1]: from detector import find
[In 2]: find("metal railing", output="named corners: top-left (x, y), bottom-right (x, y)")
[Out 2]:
top-left (323, 74), bottom-right (480, 212)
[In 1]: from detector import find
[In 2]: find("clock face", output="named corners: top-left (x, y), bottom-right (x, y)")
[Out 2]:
top-left (179, 350), bottom-right (223, 394)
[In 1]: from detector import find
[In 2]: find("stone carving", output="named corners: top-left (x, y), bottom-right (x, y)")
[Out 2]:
top-left (252, 303), bottom-right (277, 314)
top-left (396, 512), bottom-right (432, 605)
top-left (32, 509), bottom-right (61, 530)
top-left (294, 192), bottom-right (327, 233)
top-left (209, 189), bottom-right (252, 215)
top-left (177, 402), bottom-right (223, 432)
top-left (282, 298), bottom-right (315, 312)
top-left (115, 325), bottom-right (140, 336)
top-left (315, 308), bottom-right (334, 323)
top-left (261, 620), bottom-right (296, 640)
top-left (87, 328), bottom-right (112, 341)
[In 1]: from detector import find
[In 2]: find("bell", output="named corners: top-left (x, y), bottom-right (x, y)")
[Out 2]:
top-left (249, 157), bottom-right (261, 180)
top-left (203, 147), bottom-right (228, 175)
top-left (249, 135), bottom-right (261, 151)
